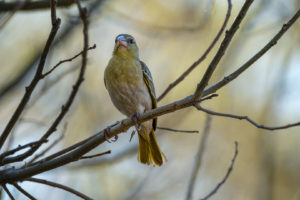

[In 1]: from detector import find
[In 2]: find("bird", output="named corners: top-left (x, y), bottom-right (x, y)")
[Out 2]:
top-left (104, 34), bottom-right (167, 166)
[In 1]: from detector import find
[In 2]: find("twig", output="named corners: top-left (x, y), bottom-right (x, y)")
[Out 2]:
top-left (0, 0), bottom-right (75, 11)
top-left (0, 9), bottom-right (61, 150)
top-left (13, 183), bottom-right (37, 200)
top-left (157, 0), bottom-right (232, 102)
top-left (157, 127), bottom-right (199, 133)
top-left (194, 0), bottom-right (254, 99)
top-left (129, 130), bottom-right (136, 142)
top-left (186, 115), bottom-right (211, 200)
top-left (195, 104), bottom-right (300, 131)
top-left (1, 2), bottom-right (94, 165)
top-left (19, 118), bottom-right (48, 126)
top-left (201, 142), bottom-right (238, 200)
top-left (0, 140), bottom-right (48, 164)
top-left (1, 184), bottom-right (15, 200)
top-left (50, 0), bottom-right (57, 26)
top-left (27, 123), bottom-right (68, 164)
top-left (79, 150), bottom-right (111, 160)
top-left (41, 45), bottom-right (96, 78)
top-left (201, 8), bottom-right (300, 98)
top-left (24, 178), bottom-right (93, 200)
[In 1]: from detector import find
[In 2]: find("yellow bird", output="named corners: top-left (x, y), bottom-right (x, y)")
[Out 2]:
top-left (104, 34), bottom-right (167, 166)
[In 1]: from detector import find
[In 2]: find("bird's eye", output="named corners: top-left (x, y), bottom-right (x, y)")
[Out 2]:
top-left (130, 39), bottom-right (134, 44)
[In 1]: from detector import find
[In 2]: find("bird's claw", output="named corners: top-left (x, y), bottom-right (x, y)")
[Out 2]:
top-left (131, 113), bottom-right (141, 130)
top-left (104, 127), bottom-right (111, 143)
top-left (111, 135), bottom-right (119, 142)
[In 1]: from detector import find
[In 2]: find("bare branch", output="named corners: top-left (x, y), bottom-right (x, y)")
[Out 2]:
top-left (27, 123), bottom-right (68, 164)
top-left (41, 44), bottom-right (96, 78)
top-left (201, 142), bottom-right (238, 200)
top-left (24, 178), bottom-right (93, 200)
top-left (157, 0), bottom-right (232, 102)
top-left (194, 0), bottom-right (254, 99)
top-left (0, 140), bottom-right (48, 164)
top-left (13, 183), bottom-right (37, 200)
top-left (0, 13), bottom-right (61, 150)
top-left (1, 184), bottom-right (15, 200)
top-left (50, 0), bottom-right (57, 26)
top-left (1, 1), bottom-right (93, 165)
top-left (201, 8), bottom-right (300, 98)
top-left (196, 105), bottom-right (300, 131)
top-left (80, 150), bottom-right (111, 160)
top-left (0, 0), bottom-right (74, 11)
top-left (186, 115), bottom-right (211, 200)
top-left (157, 127), bottom-right (199, 133)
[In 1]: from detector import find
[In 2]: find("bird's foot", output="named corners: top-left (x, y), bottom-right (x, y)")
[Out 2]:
top-left (131, 113), bottom-right (141, 131)
top-left (104, 126), bottom-right (112, 143)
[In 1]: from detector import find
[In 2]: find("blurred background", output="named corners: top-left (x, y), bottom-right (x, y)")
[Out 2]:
top-left (0, 0), bottom-right (300, 199)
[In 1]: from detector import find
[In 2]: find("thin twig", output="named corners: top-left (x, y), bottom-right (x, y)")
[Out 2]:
top-left (80, 150), bottom-right (111, 160)
top-left (50, 0), bottom-right (57, 26)
top-left (13, 183), bottom-right (37, 200)
top-left (0, 10), bottom-right (61, 150)
top-left (186, 115), bottom-right (211, 200)
top-left (0, 140), bottom-right (48, 164)
top-left (1, 184), bottom-right (15, 200)
top-left (196, 104), bottom-right (300, 131)
top-left (27, 122), bottom-right (68, 164)
top-left (157, 0), bottom-right (232, 102)
top-left (157, 127), bottom-right (199, 133)
top-left (201, 8), bottom-right (300, 98)
top-left (194, 0), bottom-right (254, 99)
top-left (201, 142), bottom-right (238, 200)
top-left (0, 0), bottom-right (75, 11)
top-left (129, 130), bottom-right (136, 142)
top-left (24, 178), bottom-right (93, 200)
top-left (41, 44), bottom-right (96, 78)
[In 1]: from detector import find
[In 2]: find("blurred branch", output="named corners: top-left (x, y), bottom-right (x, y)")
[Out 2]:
top-left (195, 104), bottom-right (300, 131)
top-left (1, 184), bottom-right (15, 200)
top-left (13, 183), bottom-right (37, 200)
top-left (157, 127), bottom-right (199, 133)
top-left (0, 140), bottom-right (48, 165)
top-left (157, 0), bottom-right (232, 102)
top-left (27, 122), bottom-right (68, 164)
top-left (41, 44), bottom-right (96, 78)
top-left (79, 150), bottom-right (111, 160)
top-left (24, 178), bottom-right (92, 200)
top-left (50, 0), bottom-right (57, 26)
top-left (194, 0), bottom-right (254, 99)
top-left (0, 14), bottom-right (61, 149)
top-left (201, 142), bottom-right (238, 200)
top-left (0, 0), bottom-right (74, 11)
top-left (186, 115), bottom-right (211, 200)
top-left (201, 8), bottom-right (300, 98)
top-left (0, 0), bottom-right (29, 31)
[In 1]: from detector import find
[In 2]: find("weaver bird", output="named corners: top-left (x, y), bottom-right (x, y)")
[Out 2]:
top-left (104, 34), bottom-right (167, 166)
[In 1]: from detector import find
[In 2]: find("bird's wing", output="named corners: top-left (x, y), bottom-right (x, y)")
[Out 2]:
top-left (140, 61), bottom-right (157, 131)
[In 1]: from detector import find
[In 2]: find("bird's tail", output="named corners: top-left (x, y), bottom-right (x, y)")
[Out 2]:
top-left (137, 129), bottom-right (167, 166)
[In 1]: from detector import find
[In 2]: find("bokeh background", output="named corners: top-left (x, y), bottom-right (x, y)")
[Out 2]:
top-left (0, 0), bottom-right (300, 199)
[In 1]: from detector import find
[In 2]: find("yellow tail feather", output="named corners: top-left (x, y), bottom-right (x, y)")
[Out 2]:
top-left (137, 129), bottom-right (167, 166)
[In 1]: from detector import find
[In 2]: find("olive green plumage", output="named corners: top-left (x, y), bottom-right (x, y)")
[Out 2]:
top-left (104, 34), bottom-right (166, 166)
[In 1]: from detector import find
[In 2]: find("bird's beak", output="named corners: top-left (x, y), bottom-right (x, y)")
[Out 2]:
top-left (116, 36), bottom-right (128, 48)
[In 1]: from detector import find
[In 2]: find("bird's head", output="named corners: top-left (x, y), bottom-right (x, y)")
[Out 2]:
top-left (113, 34), bottom-right (139, 59)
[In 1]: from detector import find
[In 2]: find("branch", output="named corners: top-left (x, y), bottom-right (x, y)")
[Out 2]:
top-left (157, 0), bottom-right (232, 102)
top-left (27, 123), bottom-right (68, 164)
top-left (13, 183), bottom-right (37, 200)
top-left (196, 105), bottom-right (300, 131)
top-left (157, 127), bottom-right (199, 133)
top-left (1, 184), bottom-right (15, 200)
top-left (50, 0), bottom-right (57, 26)
top-left (201, 8), bottom-right (300, 98)
top-left (0, 0), bottom-right (75, 11)
top-left (0, 140), bottom-right (48, 165)
top-left (80, 150), bottom-right (111, 160)
top-left (201, 142), bottom-right (238, 200)
top-left (41, 44), bottom-right (96, 78)
top-left (194, 0), bottom-right (254, 99)
top-left (1, 2), bottom-right (94, 165)
top-left (24, 178), bottom-right (93, 200)
top-left (0, 9), bottom-right (61, 150)
top-left (186, 115), bottom-right (211, 200)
